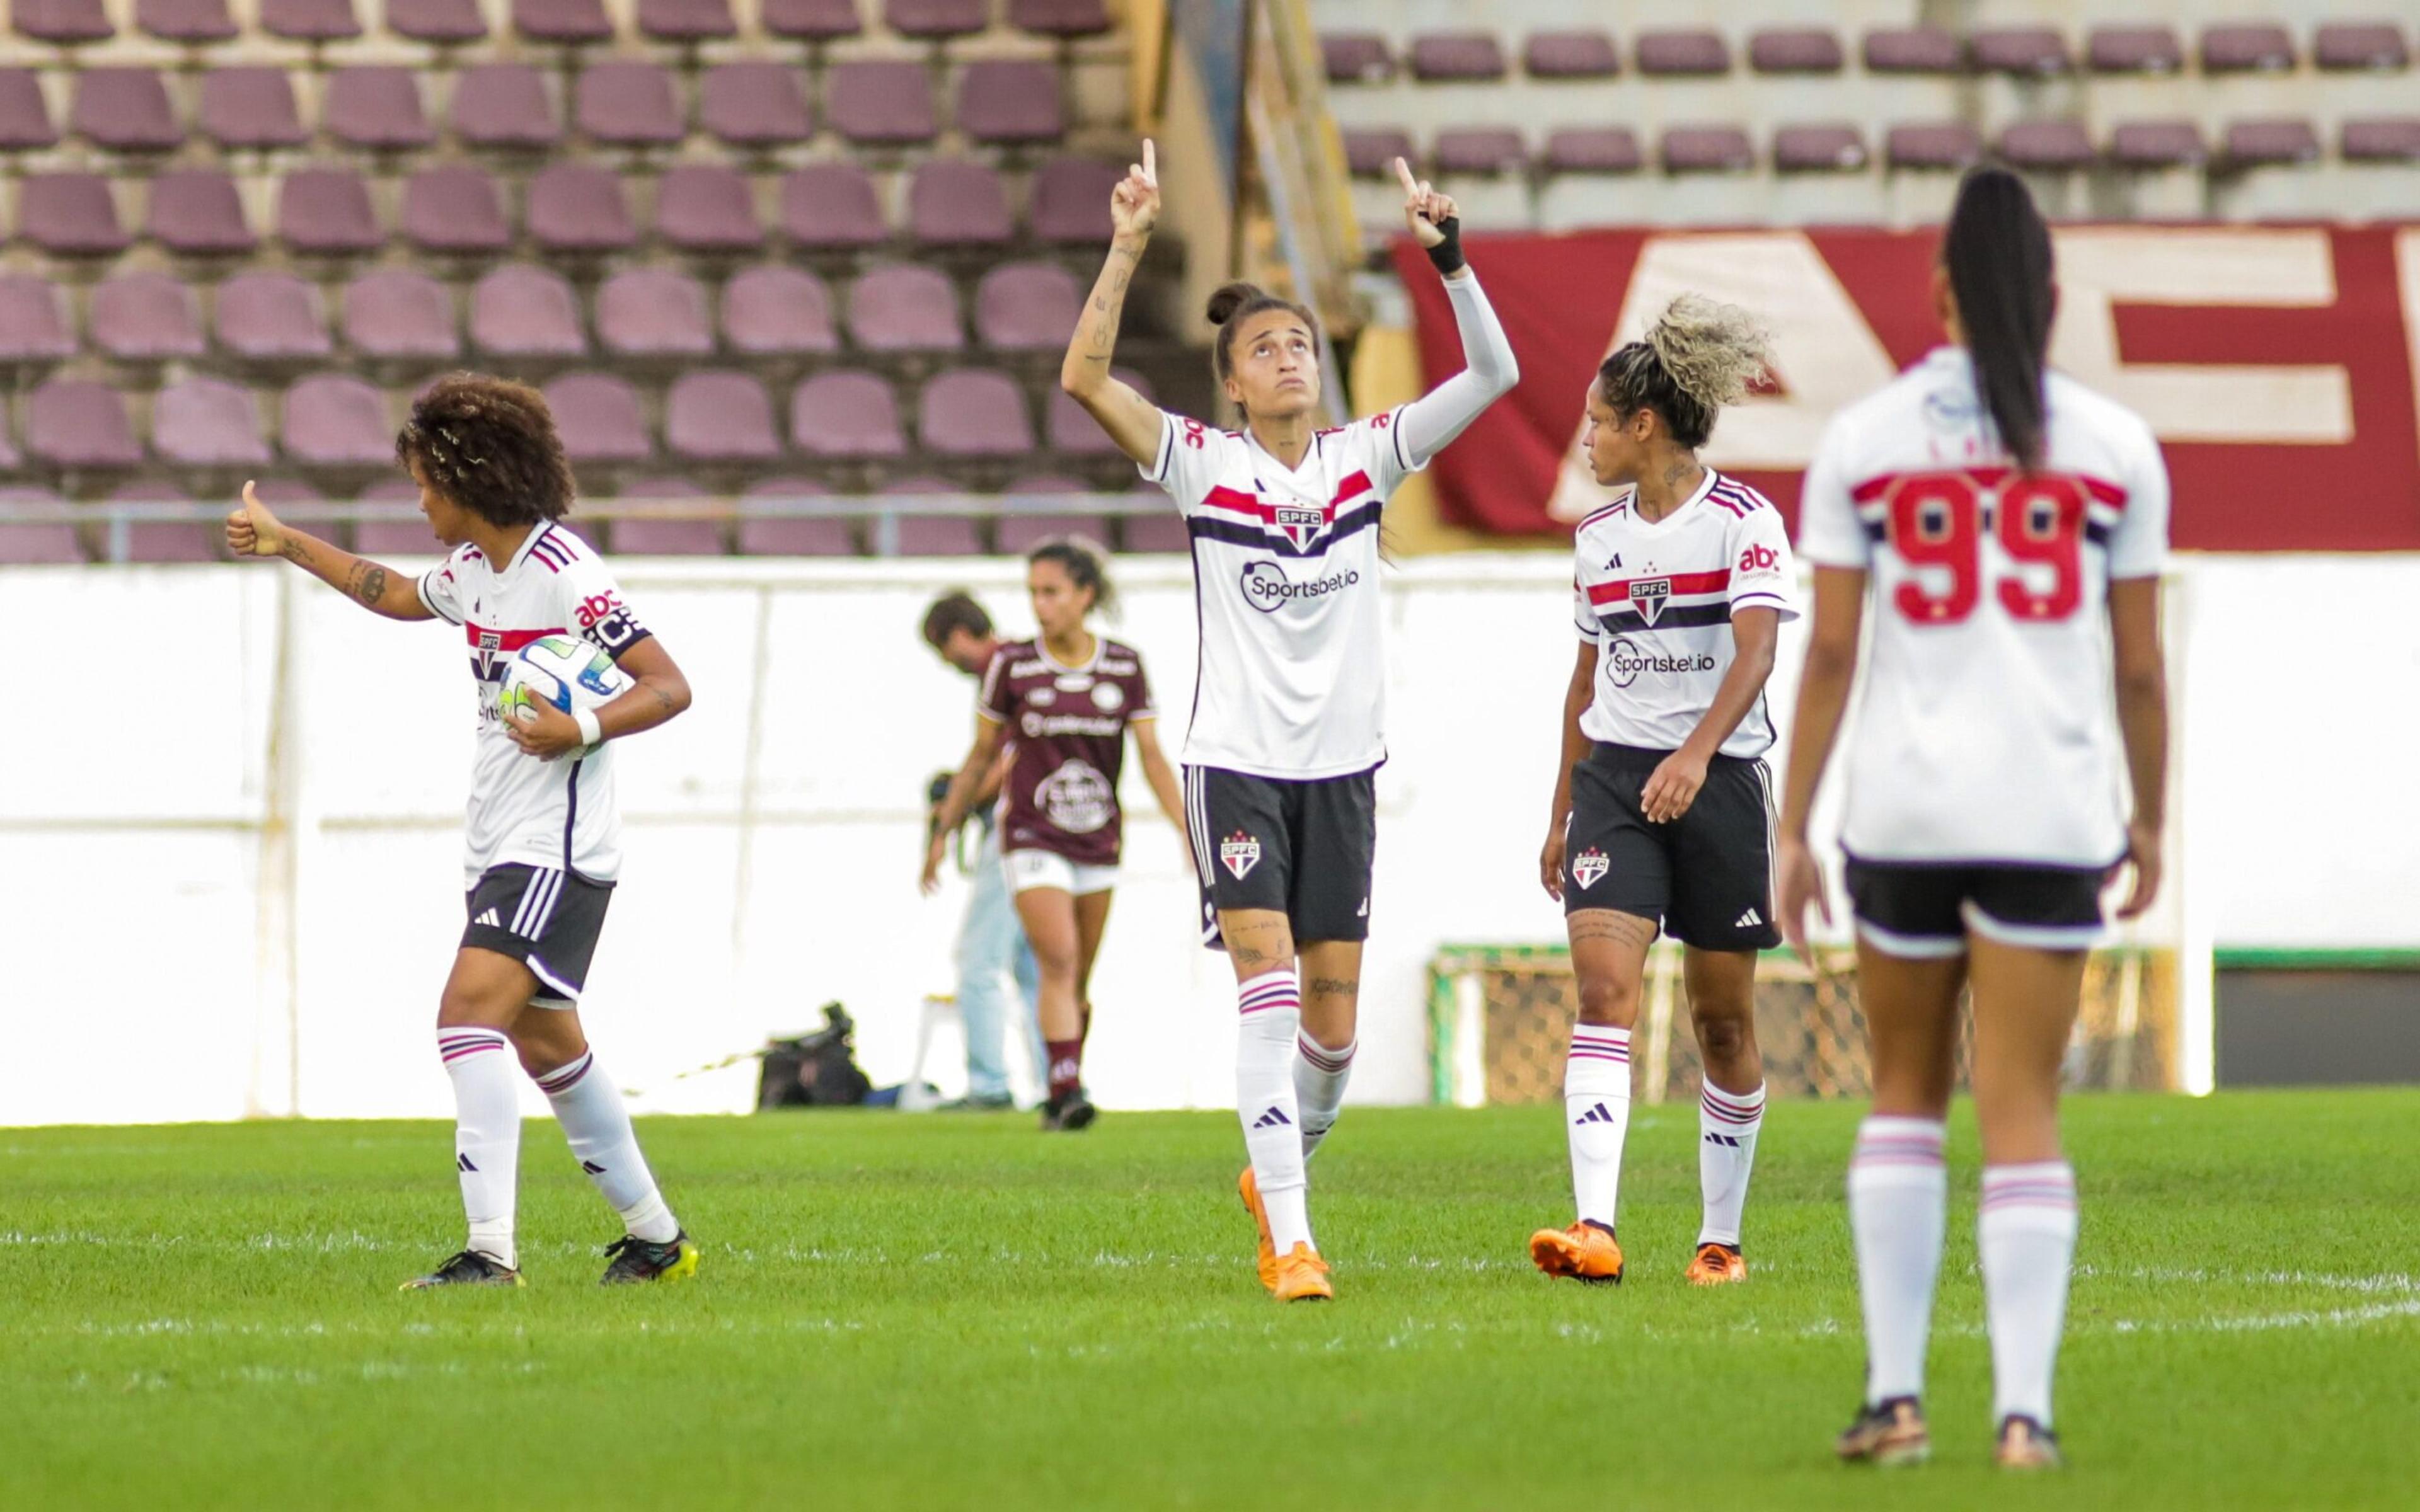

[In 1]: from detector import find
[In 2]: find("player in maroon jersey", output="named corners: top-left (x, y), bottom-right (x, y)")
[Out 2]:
top-left (923, 539), bottom-right (1187, 1130)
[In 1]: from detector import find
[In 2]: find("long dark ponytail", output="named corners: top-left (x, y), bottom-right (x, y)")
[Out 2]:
top-left (1942, 166), bottom-right (2055, 469)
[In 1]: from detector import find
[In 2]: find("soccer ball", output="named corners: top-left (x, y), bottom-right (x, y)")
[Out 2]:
top-left (498, 635), bottom-right (629, 758)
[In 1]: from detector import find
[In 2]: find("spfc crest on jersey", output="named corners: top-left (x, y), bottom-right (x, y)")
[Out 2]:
top-left (1220, 830), bottom-right (1262, 881)
top-left (1572, 847), bottom-right (1610, 890)
top-left (1628, 578), bottom-right (1670, 626)
top-left (1273, 504), bottom-right (1325, 551)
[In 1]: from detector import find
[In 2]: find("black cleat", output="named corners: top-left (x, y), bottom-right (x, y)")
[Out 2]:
top-left (399, 1249), bottom-right (523, 1291)
top-left (600, 1230), bottom-right (701, 1285)
top-left (1996, 1415), bottom-right (2063, 1470)
top-left (1039, 1089), bottom-right (1097, 1131)
top-left (1836, 1395), bottom-right (1930, 1466)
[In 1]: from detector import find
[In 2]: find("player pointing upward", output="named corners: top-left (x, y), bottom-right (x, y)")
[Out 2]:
top-left (1061, 143), bottom-right (1518, 1300)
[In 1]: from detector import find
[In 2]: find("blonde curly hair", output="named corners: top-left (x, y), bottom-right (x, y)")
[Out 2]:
top-left (1598, 295), bottom-right (1773, 449)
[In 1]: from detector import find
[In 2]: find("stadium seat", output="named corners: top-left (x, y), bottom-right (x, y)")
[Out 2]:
top-left (199, 69), bottom-right (306, 151)
top-left (277, 168), bottom-right (383, 255)
top-left (1010, 0), bottom-right (1109, 41)
top-left (261, 0), bottom-right (360, 41)
top-left (2316, 24), bottom-right (2409, 72)
top-left (790, 370), bottom-right (906, 458)
top-left (0, 275), bottom-right (74, 362)
top-left (1973, 28), bottom-right (2068, 76)
top-left (19, 173), bottom-right (131, 256)
top-left (1635, 30), bottom-right (1731, 77)
top-left (0, 69), bottom-right (56, 148)
top-left (2202, 24), bottom-right (2295, 74)
top-left (109, 484), bottom-right (222, 563)
top-left (544, 373), bottom-right (652, 462)
top-left (1749, 28), bottom-right (1844, 74)
top-left (957, 60), bottom-right (1064, 146)
top-left (1886, 122), bottom-right (1983, 169)
top-left (763, 0), bottom-right (861, 40)
top-left (2112, 120), bottom-right (2206, 168)
top-left (609, 478), bottom-right (726, 556)
top-left (402, 165), bottom-right (512, 253)
top-left (471, 263), bottom-right (587, 357)
top-left (71, 69), bottom-right (181, 152)
top-left (577, 62), bottom-right (684, 147)
top-left (217, 272), bottom-right (333, 360)
top-left (1122, 511), bottom-right (1190, 553)
top-left (638, 0), bottom-right (735, 42)
top-left (2087, 26), bottom-right (2184, 74)
top-left (452, 64), bottom-right (561, 149)
top-left (386, 0), bottom-right (486, 42)
top-left (887, 0), bottom-right (984, 40)
top-left (14, 0), bottom-right (114, 43)
top-left (343, 269), bottom-right (460, 361)
top-left (779, 163), bottom-right (889, 249)
top-left (1523, 30), bottom-right (1618, 79)
top-left (354, 479), bottom-right (439, 555)
top-left (0, 489), bottom-right (83, 564)
top-left (1543, 127), bottom-right (1644, 173)
top-left (1774, 124), bottom-right (1866, 172)
top-left (701, 63), bottom-right (813, 148)
top-left (976, 262), bottom-right (1081, 350)
top-left (1045, 367), bottom-right (1150, 454)
top-left (721, 265), bottom-right (838, 355)
top-left (1999, 120), bottom-right (2095, 169)
top-left (848, 265), bottom-right (962, 350)
top-left (1031, 156), bottom-right (1120, 243)
top-left (91, 272), bottom-right (206, 359)
top-left (1662, 126), bottom-right (1754, 173)
top-left (655, 164), bottom-right (764, 252)
top-left (154, 376), bottom-right (270, 466)
top-left (1342, 129), bottom-right (1415, 176)
top-left (666, 372), bottom-right (781, 462)
top-left (827, 61), bottom-right (939, 146)
top-left (2226, 118), bottom-right (2322, 166)
top-left (597, 268), bottom-right (713, 357)
top-left (880, 478), bottom-right (987, 558)
top-left (28, 379), bottom-right (141, 467)
top-left (909, 159), bottom-right (1013, 246)
top-left (737, 479), bottom-right (855, 556)
top-left (137, 0), bottom-right (237, 42)
top-left (2342, 118), bottom-right (2420, 161)
top-left (514, 0), bottom-right (611, 43)
top-left (1409, 34), bottom-right (1507, 83)
top-left (1434, 127), bottom-right (1526, 176)
top-left (148, 169), bottom-right (255, 255)
top-left (997, 476), bottom-right (1097, 554)
top-left (1863, 27), bottom-right (1962, 74)
top-left (527, 163), bottom-right (637, 253)
top-left (1322, 33), bottom-right (1393, 84)
top-left (325, 69), bottom-right (434, 151)
top-left (282, 374), bottom-right (392, 465)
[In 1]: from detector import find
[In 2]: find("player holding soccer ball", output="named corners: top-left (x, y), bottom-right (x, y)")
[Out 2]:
top-left (225, 374), bottom-right (700, 1290)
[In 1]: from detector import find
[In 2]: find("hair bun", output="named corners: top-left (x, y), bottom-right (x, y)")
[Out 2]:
top-left (1205, 282), bottom-right (1267, 327)
top-left (1644, 294), bottom-right (1773, 412)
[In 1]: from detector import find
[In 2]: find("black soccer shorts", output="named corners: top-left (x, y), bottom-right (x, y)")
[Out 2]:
top-left (1183, 764), bottom-right (1377, 950)
top-left (1562, 742), bottom-right (1780, 952)
top-left (1843, 853), bottom-right (2110, 958)
top-left (462, 863), bottom-right (615, 1007)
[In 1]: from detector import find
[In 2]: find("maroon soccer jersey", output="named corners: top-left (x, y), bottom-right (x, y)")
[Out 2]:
top-left (977, 637), bottom-right (1155, 866)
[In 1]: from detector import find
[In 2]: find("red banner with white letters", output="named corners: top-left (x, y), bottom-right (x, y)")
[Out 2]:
top-left (1394, 226), bottom-right (2420, 550)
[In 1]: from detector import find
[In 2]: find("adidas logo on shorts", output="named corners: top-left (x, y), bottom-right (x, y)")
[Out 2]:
top-left (1736, 907), bottom-right (1763, 928)
top-left (475, 908), bottom-right (502, 927)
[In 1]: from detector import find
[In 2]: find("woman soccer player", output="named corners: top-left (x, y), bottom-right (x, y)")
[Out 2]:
top-left (923, 539), bottom-right (1186, 1131)
top-left (1775, 167), bottom-right (2170, 1469)
top-left (225, 374), bottom-right (701, 1290)
top-left (1061, 142), bottom-right (1518, 1300)
top-left (1531, 296), bottom-right (1793, 1289)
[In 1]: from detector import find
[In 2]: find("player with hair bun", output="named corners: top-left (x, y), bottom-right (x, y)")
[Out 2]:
top-left (1061, 143), bottom-right (1518, 1301)
top-left (1531, 296), bottom-right (1795, 1290)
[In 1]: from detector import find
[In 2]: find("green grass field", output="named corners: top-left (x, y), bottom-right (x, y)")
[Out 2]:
top-left (7, 1091), bottom-right (2418, 1509)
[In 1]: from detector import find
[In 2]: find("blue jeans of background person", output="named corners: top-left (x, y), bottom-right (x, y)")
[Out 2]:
top-left (955, 823), bottom-right (1041, 1101)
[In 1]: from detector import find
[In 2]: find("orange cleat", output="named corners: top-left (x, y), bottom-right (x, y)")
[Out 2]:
top-left (1238, 1167), bottom-right (1277, 1291)
top-left (1529, 1220), bottom-right (1624, 1285)
top-left (1269, 1242), bottom-right (1333, 1302)
top-left (1685, 1241), bottom-right (1747, 1286)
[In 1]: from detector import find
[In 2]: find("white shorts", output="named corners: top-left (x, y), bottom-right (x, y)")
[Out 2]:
top-left (1004, 849), bottom-right (1117, 897)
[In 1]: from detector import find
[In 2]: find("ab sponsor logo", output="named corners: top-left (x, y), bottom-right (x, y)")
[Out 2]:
top-left (1738, 542), bottom-right (1782, 575)
top-left (1220, 830), bottom-right (1262, 880)
top-left (1571, 846), bottom-right (1610, 890)
top-left (1240, 559), bottom-right (1360, 613)
top-left (1604, 636), bottom-right (1717, 688)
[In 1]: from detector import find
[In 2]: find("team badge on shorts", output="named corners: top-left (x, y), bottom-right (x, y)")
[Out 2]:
top-left (1220, 830), bottom-right (1262, 881)
top-left (1572, 847), bottom-right (1610, 890)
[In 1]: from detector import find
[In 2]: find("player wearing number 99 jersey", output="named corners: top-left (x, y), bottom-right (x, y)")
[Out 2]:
top-left (1777, 168), bottom-right (2170, 1470)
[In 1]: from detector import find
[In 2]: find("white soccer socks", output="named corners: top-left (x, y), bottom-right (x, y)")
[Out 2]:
top-left (1294, 1030), bottom-right (1356, 1161)
top-left (1237, 968), bottom-right (1313, 1253)
top-left (1697, 1080), bottom-right (1766, 1247)
top-left (439, 1027), bottom-right (522, 1269)
top-left (1847, 1116), bottom-right (1949, 1406)
top-left (1564, 1024), bottom-right (1634, 1228)
top-left (1979, 1162), bottom-right (2079, 1429)
top-left (537, 1050), bottom-right (680, 1244)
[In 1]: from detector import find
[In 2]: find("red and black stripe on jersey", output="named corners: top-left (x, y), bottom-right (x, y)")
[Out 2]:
top-left (1845, 468), bottom-right (2133, 548)
top-left (1585, 567), bottom-right (1738, 634)
top-left (1185, 469), bottom-right (1383, 558)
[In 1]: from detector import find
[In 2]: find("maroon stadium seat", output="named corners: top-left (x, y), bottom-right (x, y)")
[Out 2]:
top-left (975, 261), bottom-right (1081, 350)
top-left (282, 374), bottom-right (392, 465)
top-left (18, 173), bottom-right (130, 256)
top-left (638, 0), bottom-right (734, 42)
top-left (882, 479), bottom-right (987, 558)
top-left (1030, 156), bottom-right (1121, 243)
top-left (1342, 128), bottom-right (1417, 176)
top-left (471, 264), bottom-right (586, 357)
top-left (654, 164), bottom-right (763, 253)
top-left (1972, 28), bottom-right (2068, 76)
top-left (1047, 368), bottom-right (1153, 454)
top-left (2111, 120), bottom-right (2206, 168)
top-left (326, 68), bottom-right (434, 150)
top-left (721, 265), bottom-right (838, 355)
top-left (1434, 127), bottom-right (1526, 175)
top-left (1409, 33), bottom-right (1507, 83)
top-left (997, 476), bottom-right (1100, 555)
top-left (1122, 512), bottom-right (1190, 554)
top-left (1543, 127), bottom-right (1644, 174)
top-left (609, 478), bottom-right (725, 558)
top-left (197, 69), bottom-right (308, 148)
top-left (262, 0), bottom-right (360, 40)
top-left (386, 0), bottom-right (486, 42)
top-left (2202, 24), bottom-right (2295, 74)
top-left (1885, 122), bottom-right (1984, 171)
top-left (1750, 27), bottom-right (1845, 74)
top-left (403, 165), bottom-right (511, 253)
top-left (91, 272), bottom-right (206, 359)
top-left (452, 63), bottom-right (560, 149)
top-left (148, 169), bottom-right (255, 255)
top-left (597, 268), bottom-right (713, 357)
top-left (0, 69), bottom-right (55, 149)
top-left (577, 61), bottom-right (683, 147)
top-left (71, 69), bottom-right (181, 151)
top-left (1524, 30), bottom-right (1618, 79)
top-left (737, 479), bottom-right (855, 557)
top-left (701, 62), bottom-right (812, 147)
top-left (0, 489), bottom-right (84, 565)
top-left (138, 0), bottom-right (237, 42)
top-left (2226, 118), bottom-right (2322, 166)
top-left (1773, 124), bottom-right (1867, 173)
top-left (109, 484), bottom-right (222, 564)
top-left (790, 370), bottom-right (906, 458)
top-left (154, 376), bottom-right (270, 466)
top-left (14, 0), bottom-right (114, 43)
top-left (1661, 126), bottom-right (1754, 173)
top-left (0, 275), bottom-right (74, 362)
top-left (2316, 24), bottom-right (2409, 72)
top-left (666, 372), bottom-right (780, 462)
top-left (2088, 26), bottom-right (2184, 74)
top-left (2341, 118), bottom-right (2420, 161)
top-left (527, 163), bottom-right (637, 253)
top-left (957, 60), bottom-right (1064, 145)
top-left (908, 159), bottom-right (1012, 247)
top-left (1322, 33), bottom-right (1393, 84)
top-left (1010, 0), bottom-right (1109, 41)
top-left (277, 168), bottom-right (383, 255)
top-left (354, 479), bottom-right (441, 556)
top-left (217, 272), bottom-right (332, 360)
top-left (763, 0), bottom-right (860, 40)
top-left (28, 379), bottom-right (141, 467)
top-left (544, 373), bottom-right (652, 462)
top-left (887, 0), bottom-right (984, 40)
top-left (343, 268), bottom-right (459, 360)
top-left (848, 265), bottom-right (962, 350)
top-left (514, 0), bottom-right (610, 43)
top-left (1863, 26), bottom-right (1962, 74)
top-left (1635, 29), bottom-right (1731, 76)
top-left (1998, 120), bottom-right (2095, 169)
top-left (827, 61), bottom-right (938, 146)
top-left (779, 163), bottom-right (889, 249)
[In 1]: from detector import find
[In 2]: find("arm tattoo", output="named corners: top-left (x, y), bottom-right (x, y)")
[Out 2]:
top-left (648, 685), bottom-right (675, 714)
top-left (277, 535), bottom-right (309, 564)
top-left (354, 566), bottom-right (386, 605)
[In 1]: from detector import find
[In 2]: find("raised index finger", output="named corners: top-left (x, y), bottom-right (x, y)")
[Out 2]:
top-left (1141, 137), bottom-right (1156, 185)
top-left (1393, 156), bottom-right (1421, 197)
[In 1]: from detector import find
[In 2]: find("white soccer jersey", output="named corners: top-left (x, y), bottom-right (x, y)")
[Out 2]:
top-left (1143, 407), bottom-right (1415, 778)
top-left (417, 522), bottom-right (652, 888)
top-left (1571, 471), bottom-right (1797, 759)
top-left (1798, 346), bottom-right (2171, 867)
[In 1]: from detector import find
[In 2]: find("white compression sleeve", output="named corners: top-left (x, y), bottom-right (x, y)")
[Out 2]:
top-left (1395, 272), bottom-right (1521, 469)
